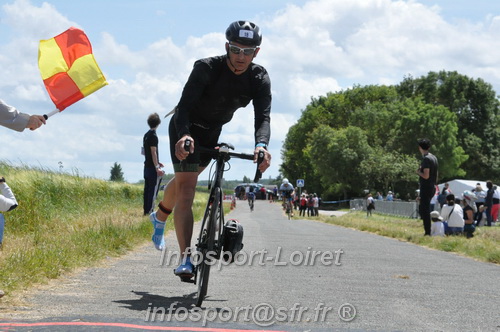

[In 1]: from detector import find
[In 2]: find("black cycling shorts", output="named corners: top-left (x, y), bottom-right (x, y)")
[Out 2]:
top-left (168, 117), bottom-right (222, 172)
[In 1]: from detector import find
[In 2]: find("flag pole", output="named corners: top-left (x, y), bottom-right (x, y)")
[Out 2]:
top-left (43, 109), bottom-right (60, 120)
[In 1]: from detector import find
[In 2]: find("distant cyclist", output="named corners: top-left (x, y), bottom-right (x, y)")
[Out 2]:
top-left (247, 187), bottom-right (256, 211)
top-left (280, 178), bottom-right (295, 216)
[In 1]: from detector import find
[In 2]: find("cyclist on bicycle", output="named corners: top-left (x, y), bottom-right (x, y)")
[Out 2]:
top-left (247, 186), bottom-right (256, 211)
top-left (148, 21), bottom-right (272, 280)
top-left (280, 178), bottom-right (295, 216)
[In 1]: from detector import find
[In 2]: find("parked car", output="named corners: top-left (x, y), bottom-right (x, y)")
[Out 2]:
top-left (234, 183), bottom-right (263, 200)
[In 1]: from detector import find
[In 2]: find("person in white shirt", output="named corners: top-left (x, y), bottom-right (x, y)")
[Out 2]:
top-left (366, 193), bottom-right (375, 217)
top-left (430, 210), bottom-right (445, 236)
top-left (0, 176), bottom-right (19, 299)
top-left (440, 194), bottom-right (464, 235)
top-left (0, 176), bottom-right (18, 246)
top-left (313, 193), bottom-right (319, 216)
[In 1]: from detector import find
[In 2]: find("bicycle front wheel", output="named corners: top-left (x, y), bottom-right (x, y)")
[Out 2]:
top-left (195, 187), bottom-right (221, 307)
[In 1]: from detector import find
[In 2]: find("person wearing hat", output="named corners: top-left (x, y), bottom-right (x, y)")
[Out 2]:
top-left (472, 183), bottom-right (486, 226)
top-left (148, 21), bottom-right (272, 280)
top-left (386, 191), bottom-right (394, 201)
top-left (430, 210), bottom-right (445, 236)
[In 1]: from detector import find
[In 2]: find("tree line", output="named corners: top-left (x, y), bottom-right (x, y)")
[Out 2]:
top-left (280, 71), bottom-right (500, 201)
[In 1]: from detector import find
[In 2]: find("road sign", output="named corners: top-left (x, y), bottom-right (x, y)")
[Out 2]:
top-left (296, 179), bottom-right (304, 187)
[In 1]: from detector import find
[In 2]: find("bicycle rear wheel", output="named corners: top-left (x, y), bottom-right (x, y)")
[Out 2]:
top-left (195, 187), bottom-right (221, 307)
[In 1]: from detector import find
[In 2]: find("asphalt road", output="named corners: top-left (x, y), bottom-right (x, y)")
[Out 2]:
top-left (1, 200), bottom-right (499, 331)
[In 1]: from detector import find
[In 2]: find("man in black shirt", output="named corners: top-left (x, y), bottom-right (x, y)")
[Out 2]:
top-left (149, 21), bottom-right (272, 279)
top-left (143, 113), bottom-right (164, 215)
top-left (416, 138), bottom-right (439, 236)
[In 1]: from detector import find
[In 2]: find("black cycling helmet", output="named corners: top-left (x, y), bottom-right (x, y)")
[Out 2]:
top-left (225, 21), bottom-right (262, 46)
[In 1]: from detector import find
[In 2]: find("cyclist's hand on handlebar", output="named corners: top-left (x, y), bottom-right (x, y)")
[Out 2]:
top-left (175, 135), bottom-right (194, 160)
top-left (254, 147), bottom-right (271, 172)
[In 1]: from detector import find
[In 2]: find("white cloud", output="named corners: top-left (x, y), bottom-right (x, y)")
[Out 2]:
top-left (1, 0), bottom-right (500, 183)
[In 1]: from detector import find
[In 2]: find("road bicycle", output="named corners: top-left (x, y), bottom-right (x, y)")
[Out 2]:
top-left (284, 199), bottom-right (293, 220)
top-left (281, 196), bottom-right (293, 220)
top-left (181, 142), bottom-right (264, 307)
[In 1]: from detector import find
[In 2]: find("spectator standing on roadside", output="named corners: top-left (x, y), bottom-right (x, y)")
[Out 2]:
top-left (462, 190), bottom-right (477, 239)
top-left (416, 138), bottom-right (439, 236)
top-left (386, 191), bottom-right (394, 201)
top-left (492, 185), bottom-right (500, 224)
top-left (313, 194), bottom-right (319, 216)
top-left (142, 113), bottom-right (165, 215)
top-left (438, 182), bottom-right (451, 208)
top-left (485, 180), bottom-right (494, 227)
top-left (307, 194), bottom-right (314, 216)
top-left (299, 194), bottom-right (307, 216)
top-left (366, 193), bottom-right (375, 217)
top-left (472, 183), bottom-right (486, 226)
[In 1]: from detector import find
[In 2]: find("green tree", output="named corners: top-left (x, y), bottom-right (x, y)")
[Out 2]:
top-left (110, 162), bottom-right (125, 182)
top-left (386, 98), bottom-right (467, 180)
top-left (306, 125), bottom-right (372, 199)
top-left (397, 71), bottom-right (500, 181)
top-left (359, 147), bottom-right (418, 196)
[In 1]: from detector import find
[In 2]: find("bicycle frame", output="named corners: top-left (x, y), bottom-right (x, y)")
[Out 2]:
top-left (192, 143), bottom-right (262, 307)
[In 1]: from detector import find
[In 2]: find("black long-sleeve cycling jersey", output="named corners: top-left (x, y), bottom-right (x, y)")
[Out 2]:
top-left (173, 55), bottom-right (271, 146)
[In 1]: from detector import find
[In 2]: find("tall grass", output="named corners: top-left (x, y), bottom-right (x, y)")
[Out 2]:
top-left (314, 211), bottom-right (500, 264)
top-left (0, 162), bottom-right (208, 298)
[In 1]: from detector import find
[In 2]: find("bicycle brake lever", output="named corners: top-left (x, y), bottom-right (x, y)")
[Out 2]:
top-left (253, 150), bottom-right (265, 183)
top-left (180, 139), bottom-right (192, 172)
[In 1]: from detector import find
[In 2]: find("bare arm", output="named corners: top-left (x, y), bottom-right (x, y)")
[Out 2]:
top-left (150, 146), bottom-right (164, 176)
top-left (417, 168), bottom-right (430, 180)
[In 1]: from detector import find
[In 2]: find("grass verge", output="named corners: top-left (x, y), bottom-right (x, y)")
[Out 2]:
top-left (308, 210), bottom-right (500, 264)
top-left (0, 162), bottom-right (209, 301)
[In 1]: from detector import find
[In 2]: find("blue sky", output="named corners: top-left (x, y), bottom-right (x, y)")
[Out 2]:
top-left (1, 0), bottom-right (500, 183)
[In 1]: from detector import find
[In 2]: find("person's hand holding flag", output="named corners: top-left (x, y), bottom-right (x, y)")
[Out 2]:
top-left (38, 27), bottom-right (108, 119)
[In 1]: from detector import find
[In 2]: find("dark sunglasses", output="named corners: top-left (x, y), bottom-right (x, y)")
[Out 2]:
top-left (228, 44), bottom-right (257, 56)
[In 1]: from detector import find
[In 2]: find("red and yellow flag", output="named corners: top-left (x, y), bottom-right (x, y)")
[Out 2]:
top-left (38, 27), bottom-right (107, 111)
